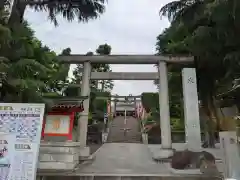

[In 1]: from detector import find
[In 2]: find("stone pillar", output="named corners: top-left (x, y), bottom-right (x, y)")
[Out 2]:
top-left (182, 68), bottom-right (201, 150)
top-left (79, 61), bottom-right (91, 147)
top-left (220, 131), bottom-right (240, 179)
top-left (158, 61), bottom-right (173, 157)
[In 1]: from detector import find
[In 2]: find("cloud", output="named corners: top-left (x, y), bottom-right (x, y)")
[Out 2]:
top-left (25, 0), bottom-right (171, 95)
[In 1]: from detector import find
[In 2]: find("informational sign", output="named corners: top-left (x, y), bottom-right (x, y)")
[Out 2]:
top-left (0, 103), bottom-right (45, 180)
top-left (0, 133), bottom-right (14, 180)
top-left (44, 115), bottom-right (70, 134)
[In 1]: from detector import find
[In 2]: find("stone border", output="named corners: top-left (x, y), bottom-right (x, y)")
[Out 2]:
top-left (142, 133), bottom-right (148, 144)
top-left (40, 141), bottom-right (81, 147)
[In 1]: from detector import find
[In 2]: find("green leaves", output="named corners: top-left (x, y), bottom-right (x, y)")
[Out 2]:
top-left (158, 0), bottom-right (240, 146)
top-left (0, 13), bottom-right (69, 103)
top-left (19, 0), bottom-right (108, 26)
top-left (7, 78), bottom-right (46, 89)
top-left (158, 0), bottom-right (240, 88)
top-left (9, 58), bottom-right (49, 78)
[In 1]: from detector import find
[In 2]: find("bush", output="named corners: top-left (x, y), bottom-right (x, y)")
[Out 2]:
top-left (141, 93), bottom-right (159, 113)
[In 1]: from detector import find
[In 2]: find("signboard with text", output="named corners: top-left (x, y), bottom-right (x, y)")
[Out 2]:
top-left (44, 115), bottom-right (70, 134)
top-left (0, 103), bottom-right (45, 180)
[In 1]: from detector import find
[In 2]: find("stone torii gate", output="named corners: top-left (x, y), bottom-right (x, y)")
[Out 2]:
top-left (112, 95), bottom-right (141, 115)
top-left (59, 55), bottom-right (202, 159)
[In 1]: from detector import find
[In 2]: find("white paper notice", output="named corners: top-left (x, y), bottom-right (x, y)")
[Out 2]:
top-left (0, 133), bottom-right (15, 180)
top-left (10, 143), bottom-right (37, 180)
top-left (0, 103), bottom-right (45, 180)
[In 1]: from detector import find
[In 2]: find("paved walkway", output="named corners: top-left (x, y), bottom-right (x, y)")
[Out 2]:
top-left (37, 117), bottom-right (223, 179)
top-left (76, 143), bottom-right (169, 176)
top-left (38, 143), bottom-right (223, 178)
top-left (107, 117), bottom-right (141, 143)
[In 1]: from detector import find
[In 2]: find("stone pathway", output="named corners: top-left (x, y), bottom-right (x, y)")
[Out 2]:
top-left (107, 117), bottom-right (141, 143)
top-left (38, 143), bottom-right (222, 179)
top-left (38, 117), bottom-right (222, 179)
top-left (76, 143), bottom-right (170, 176)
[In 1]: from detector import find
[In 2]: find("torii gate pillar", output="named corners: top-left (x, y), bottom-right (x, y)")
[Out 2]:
top-left (157, 61), bottom-right (173, 157)
top-left (79, 61), bottom-right (91, 147)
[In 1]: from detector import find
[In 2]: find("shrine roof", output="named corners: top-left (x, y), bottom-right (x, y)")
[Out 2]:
top-left (43, 95), bottom-right (88, 100)
top-left (51, 103), bottom-right (83, 109)
top-left (43, 95), bottom-right (88, 112)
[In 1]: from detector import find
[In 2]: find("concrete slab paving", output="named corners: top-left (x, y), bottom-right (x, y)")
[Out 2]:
top-left (38, 143), bottom-right (222, 179)
top-left (76, 143), bottom-right (170, 175)
top-left (37, 115), bottom-right (223, 179)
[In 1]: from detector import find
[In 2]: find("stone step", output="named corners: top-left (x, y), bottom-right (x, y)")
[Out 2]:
top-left (40, 175), bottom-right (221, 180)
top-left (78, 176), bottom-right (221, 180)
top-left (39, 153), bottom-right (79, 162)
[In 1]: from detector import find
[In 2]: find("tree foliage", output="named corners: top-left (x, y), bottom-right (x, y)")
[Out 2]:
top-left (66, 44), bottom-right (114, 122)
top-left (8, 0), bottom-right (107, 25)
top-left (95, 43), bottom-right (114, 92)
top-left (141, 92), bottom-right (182, 120)
top-left (0, 11), bottom-right (69, 105)
top-left (157, 0), bottom-right (240, 147)
top-left (141, 93), bottom-right (159, 113)
top-left (70, 44), bottom-right (114, 92)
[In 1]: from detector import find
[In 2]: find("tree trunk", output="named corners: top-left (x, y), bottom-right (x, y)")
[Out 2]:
top-left (101, 80), bottom-right (105, 92)
top-left (211, 97), bottom-right (222, 140)
top-left (202, 95), bottom-right (216, 148)
top-left (8, 0), bottom-right (26, 25)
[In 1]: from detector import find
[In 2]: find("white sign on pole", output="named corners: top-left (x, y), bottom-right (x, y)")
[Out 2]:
top-left (0, 103), bottom-right (45, 180)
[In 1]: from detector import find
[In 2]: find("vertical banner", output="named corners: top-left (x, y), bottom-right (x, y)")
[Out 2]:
top-left (0, 103), bottom-right (45, 180)
top-left (182, 68), bottom-right (201, 151)
top-left (107, 100), bottom-right (111, 118)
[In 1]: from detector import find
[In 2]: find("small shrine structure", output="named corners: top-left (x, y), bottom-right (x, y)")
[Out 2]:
top-left (38, 96), bottom-right (89, 171)
top-left (41, 97), bottom-right (86, 141)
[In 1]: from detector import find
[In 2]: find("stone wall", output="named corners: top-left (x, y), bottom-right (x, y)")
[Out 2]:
top-left (38, 141), bottom-right (85, 170)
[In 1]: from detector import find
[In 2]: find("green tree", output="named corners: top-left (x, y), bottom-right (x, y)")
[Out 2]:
top-left (154, 68), bottom-right (183, 119)
top-left (8, 0), bottom-right (107, 25)
top-left (71, 45), bottom-right (114, 93)
top-left (71, 51), bottom-right (98, 91)
top-left (157, 0), bottom-right (240, 147)
top-left (47, 48), bottom-right (71, 94)
top-left (0, 10), bottom-right (70, 104)
top-left (95, 43), bottom-right (114, 92)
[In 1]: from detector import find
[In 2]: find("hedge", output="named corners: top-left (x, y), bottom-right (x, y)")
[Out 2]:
top-left (141, 92), bottom-right (159, 113)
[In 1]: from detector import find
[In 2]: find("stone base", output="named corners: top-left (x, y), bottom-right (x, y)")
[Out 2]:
top-left (142, 133), bottom-right (148, 144)
top-left (169, 165), bottom-right (221, 177)
top-left (38, 162), bottom-right (77, 170)
top-left (152, 148), bottom-right (174, 162)
top-left (38, 175), bottom-right (221, 180)
top-left (102, 132), bottom-right (108, 143)
top-left (38, 141), bottom-right (81, 170)
top-left (79, 146), bottom-right (90, 160)
top-left (170, 167), bottom-right (202, 175)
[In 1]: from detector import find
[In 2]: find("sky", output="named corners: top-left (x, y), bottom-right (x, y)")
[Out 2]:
top-left (24, 0), bottom-right (171, 96)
